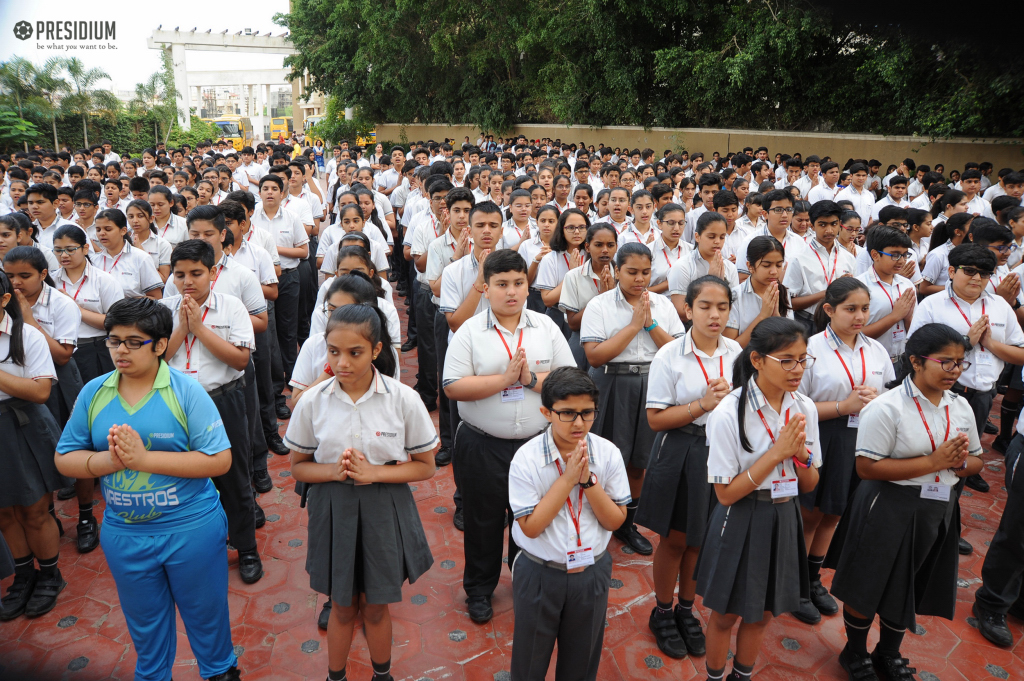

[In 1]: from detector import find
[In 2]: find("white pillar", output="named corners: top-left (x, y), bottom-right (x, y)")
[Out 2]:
top-left (256, 83), bottom-right (265, 117)
top-left (170, 43), bottom-right (190, 131)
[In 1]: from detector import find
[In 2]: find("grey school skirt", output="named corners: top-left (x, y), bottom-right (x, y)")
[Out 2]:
top-left (45, 358), bottom-right (84, 428)
top-left (305, 479), bottom-right (433, 605)
top-left (589, 367), bottom-right (654, 469)
top-left (0, 399), bottom-right (69, 508)
top-left (74, 336), bottom-right (115, 384)
top-left (825, 479), bottom-right (959, 628)
top-left (695, 492), bottom-right (808, 622)
top-left (568, 330), bottom-right (590, 372)
top-left (636, 426), bottom-right (713, 543)
top-left (798, 416), bottom-right (860, 516)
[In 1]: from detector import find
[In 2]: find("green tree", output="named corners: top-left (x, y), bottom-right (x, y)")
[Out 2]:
top-left (0, 108), bottom-right (40, 152)
top-left (32, 58), bottom-right (71, 150)
top-left (0, 57), bottom-right (38, 150)
top-left (61, 57), bottom-right (120, 147)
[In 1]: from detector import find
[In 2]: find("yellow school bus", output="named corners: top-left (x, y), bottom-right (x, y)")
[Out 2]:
top-left (270, 117), bottom-right (294, 141)
top-left (211, 116), bottom-right (253, 151)
top-left (356, 129), bottom-right (377, 148)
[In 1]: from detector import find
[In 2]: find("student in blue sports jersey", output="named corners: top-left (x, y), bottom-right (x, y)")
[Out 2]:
top-left (54, 297), bottom-right (241, 681)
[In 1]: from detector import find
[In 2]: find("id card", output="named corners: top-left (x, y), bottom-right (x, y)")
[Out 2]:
top-left (501, 383), bottom-right (525, 402)
top-left (566, 545), bottom-right (595, 568)
top-left (771, 477), bottom-right (798, 498)
top-left (920, 482), bottom-right (950, 501)
top-left (847, 413), bottom-right (860, 428)
top-left (975, 350), bottom-right (993, 366)
top-left (892, 326), bottom-right (906, 343)
top-left (182, 369), bottom-right (200, 382)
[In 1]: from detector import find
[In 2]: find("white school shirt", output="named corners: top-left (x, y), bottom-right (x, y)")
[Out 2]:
top-left (30, 284), bottom-right (81, 347)
top-left (535, 250), bottom-right (577, 292)
top-left (0, 315), bottom-right (56, 400)
top-left (137, 233), bottom-right (173, 270)
top-left (855, 377), bottom-right (981, 488)
top-left (706, 379), bottom-right (822, 488)
top-left (667, 249), bottom-right (740, 298)
top-left (517, 235), bottom-right (546, 270)
top-left (285, 368), bottom-right (439, 465)
top-left (499, 218), bottom-right (534, 250)
top-left (617, 223), bottom-right (662, 248)
top-left (375, 168), bottom-right (399, 192)
top-left (559, 260), bottom-right (606, 314)
top-left (799, 327), bottom-right (895, 411)
top-left (579, 286), bottom-right (685, 363)
top-left (782, 239), bottom-right (857, 315)
top-left (291, 332), bottom-right (401, 392)
top-left (318, 234), bottom-right (390, 277)
top-left (154, 214), bottom-right (188, 246)
top-left (33, 215), bottom-right (81, 252)
top-left (793, 174), bottom-right (820, 199)
top-left (964, 195), bottom-right (994, 219)
top-left (835, 186), bottom-right (875, 226)
top-left (443, 308), bottom-right (576, 439)
top-left (410, 213), bottom-right (445, 284)
top-left (908, 283), bottom-right (1024, 391)
top-left (982, 184), bottom-right (1006, 202)
top-left (870, 194), bottom-right (911, 222)
top-left (910, 193), bottom-right (932, 211)
top-left (726, 278), bottom-right (795, 332)
top-left (310, 279), bottom-right (399, 339)
top-left (241, 225), bottom-right (281, 266)
top-left (425, 231), bottom-right (460, 305)
top-left (228, 239), bottom-right (278, 286)
top-left (807, 183), bottom-right (841, 204)
top-left (438, 254), bottom-right (491, 339)
top-left (161, 292), bottom-right (255, 391)
top-left (97, 242), bottom-right (163, 298)
top-left (239, 162), bottom-right (265, 190)
top-left (250, 203), bottom-right (309, 270)
top-left (682, 205), bottom-right (708, 244)
top-left (508, 430), bottom-right (631, 563)
top-left (646, 332), bottom-right (742, 426)
top-left (649, 237), bottom-right (694, 288)
top-left (282, 191), bottom-right (315, 230)
top-left (163, 255), bottom-right (267, 316)
top-left (920, 241), bottom-right (954, 286)
top-left (53, 264), bottom-right (125, 339)
top-left (721, 223), bottom-right (754, 266)
top-left (856, 267), bottom-right (915, 359)
top-left (735, 226), bottom-right (810, 275)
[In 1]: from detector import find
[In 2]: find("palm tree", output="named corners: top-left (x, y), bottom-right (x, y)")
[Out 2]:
top-left (129, 73), bottom-right (163, 144)
top-left (32, 58), bottom-right (71, 150)
top-left (61, 57), bottom-right (120, 147)
top-left (0, 57), bottom-right (38, 150)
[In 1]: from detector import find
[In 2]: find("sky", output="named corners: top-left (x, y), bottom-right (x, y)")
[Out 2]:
top-left (0, 0), bottom-right (292, 93)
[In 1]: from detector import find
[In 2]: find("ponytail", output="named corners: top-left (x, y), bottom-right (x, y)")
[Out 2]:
top-left (0, 271), bottom-right (26, 366)
top-left (813, 278), bottom-right (870, 334)
top-left (326, 302), bottom-right (397, 379)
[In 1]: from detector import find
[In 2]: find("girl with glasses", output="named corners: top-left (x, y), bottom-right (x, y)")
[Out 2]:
top-left (559, 223), bottom-right (619, 371)
top-left (826, 323), bottom-right (981, 681)
top-left (537, 209), bottom-right (590, 337)
top-left (637, 275), bottom-right (741, 660)
top-left (697, 316), bottom-right (820, 681)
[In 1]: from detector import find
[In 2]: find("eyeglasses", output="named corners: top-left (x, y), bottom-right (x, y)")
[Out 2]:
top-left (74, 202), bottom-right (96, 209)
top-left (921, 356), bottom-right (971, 372)
top-left (767, 207), bottom-right (795, 214)
top-left (551, 409), bottom-right (598, 422)
top-left (887, 221), bottom-right (909, 229)
top-left (564, 225), bottom-right (588, 232)
top-left (956, 266), bottom-right (994, 279)
top-left (880, 251), bottom-right (912, 261)
top-left (104, 337), bottom-right (155, 350)
top-left (765, 354), bottom-right (815, 371)
top-left (990, 244), bottom-right (1014, 254)
top-left (53, 246), bottom-right (82, 255)
top-left (659, 219), bottom-right (684, 228)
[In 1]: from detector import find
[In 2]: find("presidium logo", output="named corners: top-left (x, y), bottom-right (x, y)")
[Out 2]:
top-left (13, 20), bottom-right (116, 41)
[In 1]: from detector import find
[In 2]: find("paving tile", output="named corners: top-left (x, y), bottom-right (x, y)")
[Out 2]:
top-left (418, 609), bottom-right (498, 664)
top-left (33, 631), bottom-right (129, 681)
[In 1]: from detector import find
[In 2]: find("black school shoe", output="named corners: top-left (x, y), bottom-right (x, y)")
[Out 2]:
top-left (267, 432), bottom-right (290, 456)
top-left (985, 419), bottom-right (999, 435)
top-left (453, 508), bottom-right (464, 531)
top-left (238, 550), bottom-right (264, 584)
top-left (613, 523), bottom-right (653, 555)
top-left (965, 474), bottom-right (990, 493)
top-left (0, 569), bottom-right (37, 621)
top-left (57, 484), bottom-right (77, 501)
top-left (76, 515), bottom-right (100, 553)
top-left (466, 595), bottom-right (493, 623)
top-left (973, 601), bottom-right (1014, 647)
top-left (674, 606), bottom-right (706, 655)
top-left (870, 652), bottom-right (917, 681)
top-left (810, 580), bottom-right (839, 615)
top-left (434, 447), bottom-right (452, 467)
top-left (648, 606), bottom-right (688, 659)
top-left (252, 468), bottom-right (273, 494)
top-left (792, 597), bottom-right (822, 625)
top-left (318, 599), bottom-right (332, 630)
top-left (839, 646), bottom-right (879, 681)
top-left (207, 666), bottom-right (241, 681)
top-left (276, 403), bottom-right (292, 421)
top-left (959, 537), bottom-right (973, 555)
top-left (25, 568), bottom-right (66, 618)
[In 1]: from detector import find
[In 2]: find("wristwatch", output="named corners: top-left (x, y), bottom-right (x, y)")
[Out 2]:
top-left (580, 473), bottom-right (598, 489)
top-left (526, 371), bottom-right (538, 390)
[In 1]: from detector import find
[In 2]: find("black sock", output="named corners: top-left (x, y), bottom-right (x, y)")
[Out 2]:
top-left (621, 499), bottom-right (638, 530)
top-left (327, 667), bottom-right (346, 681)
top-left (676, 597), bottom-right (694, 619)
top-left (999, 403), bottom-right (1019, 440)
top-left (844, 608), bottom-right (873, 655)
top-left (79, 502), bottom-right (94, 522)
top-left (706, 665), bottom-right (726, 681)
top-left (371, 658), bottom-right (391, 679)
top-left (656, 598), bottom-right (674, 613)
top-left (13, 554), bottom-right (34, 577)
top-left (876, 617), bottom-right (906, 657)
top-left (37, 554), bottom-right (59, 578)
top-left (732, 661), bottom-right (754, 681)
top-left (807, 554), bottom-right (825, 584)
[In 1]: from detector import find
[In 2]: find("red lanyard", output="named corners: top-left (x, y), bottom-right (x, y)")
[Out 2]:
top-left (160, 220), bottom-right (173, 237)
top-left (184, 305), bottom-right (212, 369)
top-left (694, 353), bottom-right (723, 385)
top-left (430, 213), bottom-right (440, 239)
top-left (834, 347), bottom-right (866, 389)
top-left (495, 326), bottom-right (524, 360)
top-left (876, 279), bottom-right (901, 312)
top-left (757, 407), bottom-right (791, 477)
top-left (663, 245), bottom-right (682, 267)
top-left (62, 274), bottom-right (86, 301)
top-left (103, 248), bottom-right (125, 274)
top-left (563, 253), bottom-right (571, 269)
top-left (210, 264), bottom-right (223, 292)
top-left (553, 459), bottom-right (585, 547)
top-left (951, 297), bottom-right (985, 351)
top-left (811, 244), bottom-right (838, 284)
top-left (913, 396), bottom-right (950, 482)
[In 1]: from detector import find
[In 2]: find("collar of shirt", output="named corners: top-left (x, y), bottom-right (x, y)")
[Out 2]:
top-left (681, 330), bottom-right (732, 360)
top-left (823, 324), bottom-right (869, 354)
top-left (485, 307), bottom-right (536, 334)
top-left (103, 358), bottom-right (173, 391)
top-left (945, 281), bottom-right (991, 309)
top-left (539, 427), bottom-right (596, 467)
top-left (745, 375), bottom-right (799, 416)
top-left (900, 374), bottom-right (955, 410)
top-left (0, 310), bottom-right (11, 335)
top-left (326, 367), bottom-right (389, 406)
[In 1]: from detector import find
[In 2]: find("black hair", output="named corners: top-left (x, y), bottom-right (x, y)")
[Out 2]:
top-left (103, 297), bottom-right (173, 359)
top-left (469, 200), bottom-right (503, 225)
top-left (712, 190), bottom-right (739, 209)
top-left (3, 246), bottom-right (56, 288)
top-left (445, 187), bottom-right (475, 209)
top-left (887, 323), bottom-right (970, 389)
top-left (96, 209), bottom-right (129, 246)
top-left (865, 225), bottom-right (912, 255)
top-left (614, 241), bottom-right (652, 268)
top-left (52, 223), bottom-right (90, 261)
top-left (931, 189), bottom-right (967, 218)
top-left (929, 212), bottom-right (974, 252)
top-left (732, 317), bottom-right (808, 452)
top-left (813, 277), bottom-right (870, 333)
top-left (583, 223), bottom-right (619, 261)
top-left (695, 210), bottom-right (727, 235)
top-left (685, 275), bottom-right (732, 309)
top-left (969, 220), bottom-right (1014, 247)
top-left (171, 239), bottom-right (216, 270)
top-left (744, 236), bottom-right (791, 318)
top-left (548, 208), bottom-right (591, 252)
top-left (540, 366), bottom-right (599, 410)
top-left (630, 189), bottom-right (654, 206)
top-left (762, 189), bottom-right (793, 211)
top-left (0, 271), bottom-right (26, 366)
top-left (335, 245), bottom-right (385, 299)
top-left (185, 204), bottom-right (225, 232)
top-left (126, 199), bottom-right (158, 236)
top-left (258, 175), bottom-right (285, 192)
top-left (483, 249), bottom-right (528, 281)
top-left (226, 190), bottom-right (256, 213)
top-left (26, 182), bottom-right (58, 203)
top-left (947, 243), bottom-right (997, 271)
top-left (809, 200), bottom-right (843, 223)
top-left (888, 175), bottom-right (909, 187)
top-left (325, 285), bottom-right (397, 378)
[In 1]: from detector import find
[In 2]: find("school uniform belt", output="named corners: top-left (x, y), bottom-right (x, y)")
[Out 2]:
top-left (678, 423), bottom-right (706, 436)
top-left (794, 310), bottom-right (814, 321)
top-left (748, 488), bottom-right (793, 505)
top-left (603, 362), bottom-right (651, 375)
top-left (460, 419), bottom-right (542, 442)
top-left (77, 335), bottom-right (107, 346)
top-left (280, 266), bottom-right (298, 273)
top-left (206, 375), bottom-right (247, 399)
top-left (520, 548), bottom-right (607, 574)
top-left (952, 383), bottom-right (991, 399)
top-left (0, 397), bottom-right (35, 426)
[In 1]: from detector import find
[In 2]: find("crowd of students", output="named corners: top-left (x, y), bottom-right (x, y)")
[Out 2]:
top-left (0, 135), bottom-right (1023, 681)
